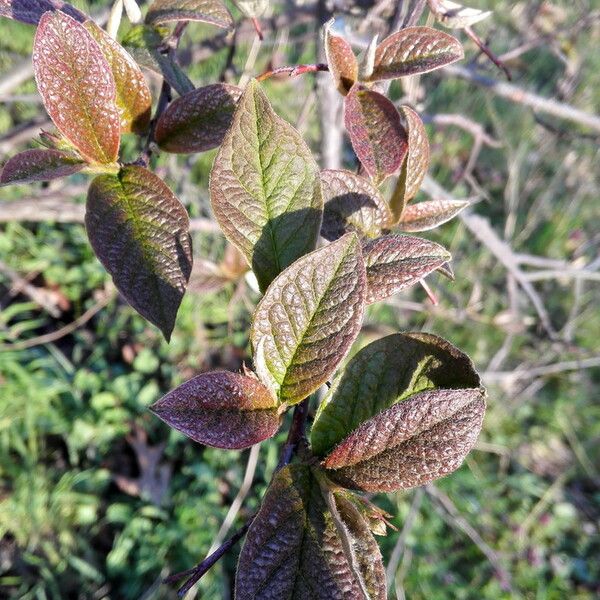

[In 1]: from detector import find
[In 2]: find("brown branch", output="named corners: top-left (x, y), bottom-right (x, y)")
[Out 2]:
top-left (464, 25), bottom-right (512, 81)
top-left (277, 397), bottom-right (310, 470)
top-left (256, 63), bottom-right (328, 82)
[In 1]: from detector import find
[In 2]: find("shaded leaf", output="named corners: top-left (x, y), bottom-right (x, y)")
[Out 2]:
top-left (85, 166), bottom-right (192, 341)
top-left (398, 198), bottom-right (469, 231)
top-left (33, 11), bottom-right (120, 164)
top-left (344, 85), bottom-right (407, 184)
top-left (210, 79), bottom-right (323, 292)
top-left (429, 0), bottom-right (492, 29)
top-left (323, 387), bottom-right (485, 491)
top-left (84, 21), bottom-right (152, 134)
top-left (324, 19), bottom-right (358, 95)
top-left (251, 233), bottom-right (366, 405)
top-left (146, 0), bottom-right (233, 29)
top-left (155, 84), bottom-right (242, 153)
top-left (236, 464), bottom-right (386, 600)
top-left (389, 106), bottom-right (430, 223)
top-left (150, 371), bottom-right (279, 449)
top-left (311, 332), bottom-right (480, 458)
top-left (363, 234), bottom-right (451, 304)
top-left (320, 169), bottom-right (391, 241)
top-left (0, 0), bottom-right (85, 25)
top-left (368, 26), bottom-right (463, 82)
top-left (187, 259), bottom-right (232, 294)
top-left (0, 149), bottom-right (84, 185)
top-left (122, 24), bottom-right (194, 96)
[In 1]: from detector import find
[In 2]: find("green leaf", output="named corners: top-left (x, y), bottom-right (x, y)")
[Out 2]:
top-left (122, 24), bottom-right (194, 96)
top-left (363, 234), bottom-right (451, 304)
top-left (429, 0), bottom-right (492, 29)
top-left (368, 26), bottom-right (463, 82)
top-left (149, 371), bottom-right (280, 449)
top-left (85, 166), bottom-right (192, 341)
top-left (389, 106), bottom-right (430, 223)
top-left (155, 84), bottom-right (242, 153)
top-left (210, 79), bottom-right (323, 292)
top-left (33, 11), bottom-right (121, 164)
top-left (235, 464), bottom-right (386, 600)
top-left (344, 85), bottom-right (408, 185)
top-left (0, 0), bottom-right (86, 25)
top-left (1, 149), bottom-right (84, 185)
top-left (324, 19), bottom-right (358, 95)
top-left (320, 169), bottom-right (392, 242)
top-left (310, 332), bottom-right (480, 458)
top-left (84, 21), bottom-right (152, 135)
top-left (398, 198), bottom-right (469, 231)
top-left (251, 233), bottom-right (366, 405)
top-left (145, 0), bottom-right (233, 29)
top-left (322, 387), bottom-right (486, 492)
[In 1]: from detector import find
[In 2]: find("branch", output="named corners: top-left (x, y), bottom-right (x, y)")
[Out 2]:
top-left (442, 65), bottom-right (600, 134)
top-left (277, 397), bottom-right (310, 470)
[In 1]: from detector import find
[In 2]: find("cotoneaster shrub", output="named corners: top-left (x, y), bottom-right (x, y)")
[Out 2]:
top-left (0, 0), bottom-right (491, 596)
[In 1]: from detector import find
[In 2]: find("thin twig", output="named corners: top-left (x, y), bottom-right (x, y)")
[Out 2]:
top-left (277, 398), bottom-right (310, 470)
top-left (256, 63), bottom-right (329, 82)
top-left (464, 26), bottom-right (512, 81)
top-left (0, 288), bottom-right (115, 352)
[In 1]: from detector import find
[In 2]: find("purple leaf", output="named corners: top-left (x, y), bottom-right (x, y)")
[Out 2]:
top-left (0, 0), bottom-right (86, 25)
top-left (150, 371), bottom-right (280, 449)
top-left (1, 148), bottom-right (84, 185)
top-left (344, 85), bottom-right (408, 184)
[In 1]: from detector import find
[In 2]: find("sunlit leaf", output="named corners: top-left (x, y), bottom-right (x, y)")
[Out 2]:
top-left (122, 24), bottom-right (194, 96)
top-left (251, 233), bottom-right (366, 405)
top-left (324, 19), bottom-right (358, 95)
top-left (323, 387), bottom-right (485, 491)
top-left (311, 332), bottom-right (480, 458)
top-left (389, 106), bottom-right (430, 223)
top-left (398, 198), bottom-right (469, 231)
top-left (33, 11), bottom-right (120, 164)
top-left (429, 0), bottom-right (492, 29)
top-left (0, 149), bottom-right (84, 186)
top-left (236, 464), bottom-right (386, 599)
top-left (84, 21), bottom-right (152, 134)
top-left (85, 166), bottom-right (192, 341)
top-left (146, 0), bottom-right (233, 29)
top-left (0, 0), bottom-right (85, 25)
top-left (363, 235), bottom-right (451, 304)
top-left (150, 371), bottom-right (279, 449)
top-left (155, 84), bottom-right (241, 153)
top-left (320, 169), bottom-right (391, 241)
top-left (368, 26), bottom-right (463, 82)
top-left (210, 79), bottom-right (323, 292)
top-left (344, 85), bottom-right (407, 184)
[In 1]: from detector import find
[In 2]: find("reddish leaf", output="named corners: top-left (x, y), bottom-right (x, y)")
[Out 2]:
top-left (320, 169), bottom-right (391, 241)
top-left (344, 85), bottom-right (408, 184)
top-left (155, 84), bottom-right (242, 153)
top-left (363, 234), bottom-right (451, 304)
top-left (0, 0), bottom-right (86, 25)
top-left (85, 166), bottom-right (192, 341)
top-left (0, 149), bottom-right (84, 185)
top-left (368, 26), bottom-right (463, 82)
top-left (150, 371), bottom-right (280, 449)
top-left (390, 106), bottom-right (430, 223)
top-left (323, 387), bottom-right (486, 491)
top-left (33, 11), bottom-right (120, 164)
top-left (236, 464), bottom-right (386, 599)
top-left (145, 0), bottom-right (233, 29)
top-left (398, 198), bottom-right (469, 231)
top-left (324, 20), bottom-right (358, 95)
top-left (84, 21), bottom-right (152, 135)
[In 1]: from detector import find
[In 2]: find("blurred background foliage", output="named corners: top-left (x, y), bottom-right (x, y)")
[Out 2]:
top-left (1, 0), bottom-right (600, 598)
